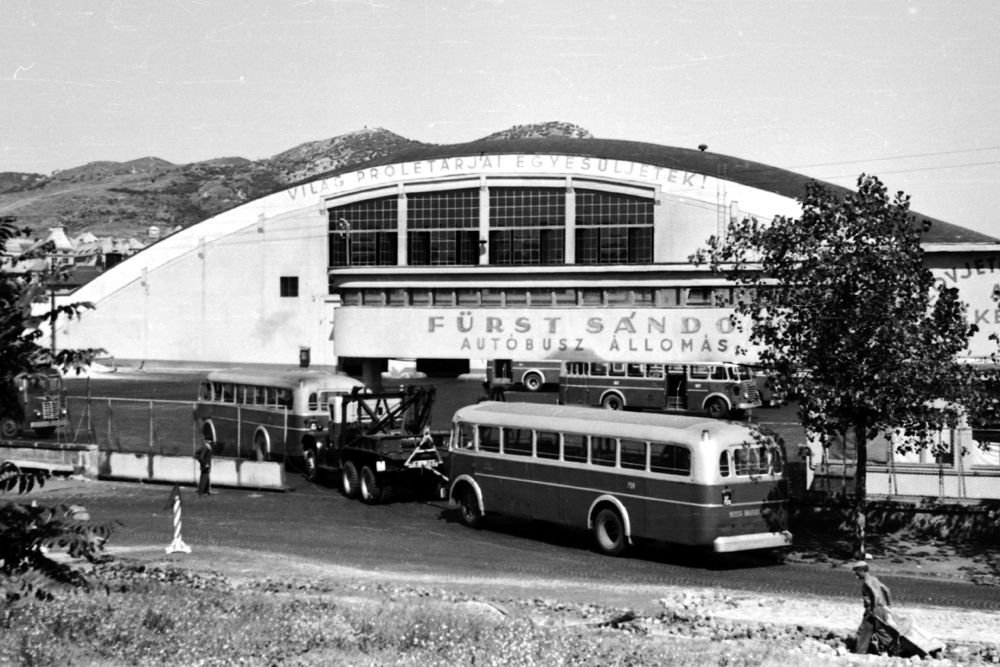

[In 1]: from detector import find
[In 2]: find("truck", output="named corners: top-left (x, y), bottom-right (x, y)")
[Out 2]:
top-left (0, 368), bottom-right (69, 440)
top-left (302, 385), bottom-right (448, 504)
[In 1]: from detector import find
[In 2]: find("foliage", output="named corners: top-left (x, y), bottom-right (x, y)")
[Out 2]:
top-left (0, 463), bottom-right (115, 602)
top-left (0, 215), bottom-right (105, 415)
top-left (690, 174), bottom-right (998, 555)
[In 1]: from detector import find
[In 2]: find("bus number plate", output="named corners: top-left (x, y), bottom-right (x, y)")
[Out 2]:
top-left (728, 508), bottom-right (760, 518)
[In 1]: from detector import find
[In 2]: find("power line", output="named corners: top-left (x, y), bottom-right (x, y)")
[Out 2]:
top-left (790, 146), bottom-right (1000, 170)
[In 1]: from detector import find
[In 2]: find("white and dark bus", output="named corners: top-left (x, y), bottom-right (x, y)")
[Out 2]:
top-left (447, 402), bottom-right (790, 556)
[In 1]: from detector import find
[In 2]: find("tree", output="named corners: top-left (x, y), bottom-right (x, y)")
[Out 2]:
top-left (691, 175), bottom-right (996, 558)
top-left (0, 216), bottom-right (104, 417)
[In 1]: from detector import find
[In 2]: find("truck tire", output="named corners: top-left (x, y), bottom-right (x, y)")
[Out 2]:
top-left (341, 460), bottom-right (360, 498)
top-left (360, 465), bottom-right (383, 505)
top-left (0, 417), bottom-right (19, 440)
top-left (522, 372), bottom-right (544, 392)
top-left (706, 398), bottom-right (728, 419)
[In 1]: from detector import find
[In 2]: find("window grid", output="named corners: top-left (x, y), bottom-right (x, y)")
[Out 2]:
top-left (489, 188), bottom-right (565, 265)
top-left (407, 189), bottom-right (479, 265)
top-left (329, 197), bottom-right (398, 267)
top-left (575, 189), bottom-right (653, 265)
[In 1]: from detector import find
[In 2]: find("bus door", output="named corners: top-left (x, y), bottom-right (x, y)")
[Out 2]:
top-left (665, 365), bottom-right (687, 411)
top-left (685, 365), bottom-right (712, 412)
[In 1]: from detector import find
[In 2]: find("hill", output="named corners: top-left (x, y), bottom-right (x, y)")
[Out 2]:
top-left (0, 122), bottom-right (591, 238)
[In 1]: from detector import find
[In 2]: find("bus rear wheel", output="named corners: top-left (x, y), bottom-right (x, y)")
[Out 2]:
top-left (593, 507), bottom-right (627, 556)
top-left (601, 394), bottom-right (624, 411)
top-left (341, 461), bottom-right (360, 498)
top-left (458, 486), bottom-right (484, 528)
top-left (522, 372), bottom-right (544, 392)
top-left (360, 465), bottom-right (383, 505)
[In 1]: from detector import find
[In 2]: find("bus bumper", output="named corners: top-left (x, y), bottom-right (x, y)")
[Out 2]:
top-left (712, 530), bottom-right (792, 553)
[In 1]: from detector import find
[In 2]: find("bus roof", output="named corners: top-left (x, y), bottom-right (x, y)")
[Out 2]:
top-left (452, 401), bottom-right (764, 445)
top-left (203, 368), bottom-right (364, 391)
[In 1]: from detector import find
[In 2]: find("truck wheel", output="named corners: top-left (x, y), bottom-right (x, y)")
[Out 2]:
top-left (593, 507), bottom-right (627, 556)
top-left (341, 461), bottom-right (360, 498)
top-left (0, 418), bottom-right (19, 440)
top-left (304, 450), bottom-right (318, 482)
top-left (360, 465), bottom-right (383, 505)
top-left (458, 486), bottom-right (484, 528)
top-left (706, 398), bottom-right (728, 419)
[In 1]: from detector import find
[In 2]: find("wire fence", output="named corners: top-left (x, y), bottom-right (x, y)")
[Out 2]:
top-left (66, 396), bottom-right (200, 458)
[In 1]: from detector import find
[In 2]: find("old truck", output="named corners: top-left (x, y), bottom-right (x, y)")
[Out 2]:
top-left (303, 385), bottom-right (448, 503)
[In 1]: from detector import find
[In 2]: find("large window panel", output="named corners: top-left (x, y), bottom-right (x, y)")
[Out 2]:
top-left (574, 189), bottom-right (653, 265)
top-left (408, 189), bottom-right (479, 266)
top-left (329, 196), bottom-right (398, 267)
top-left (489, 187), bottom-right (565, 265)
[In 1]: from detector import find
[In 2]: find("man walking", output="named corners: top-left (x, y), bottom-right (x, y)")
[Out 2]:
top-left (196, 438), bottom-right (213, 495)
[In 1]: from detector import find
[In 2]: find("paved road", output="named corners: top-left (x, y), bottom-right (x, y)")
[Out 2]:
top-left (51, 370), bottom-right (998, 612)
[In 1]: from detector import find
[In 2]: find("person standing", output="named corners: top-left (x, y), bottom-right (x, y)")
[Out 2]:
top-left (852, 561), bottom-right (896, 654)
top-left (196, 438), bottom-right (213, 496)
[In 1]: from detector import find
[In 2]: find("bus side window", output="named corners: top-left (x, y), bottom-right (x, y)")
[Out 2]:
top-left (199, 382), bottom-right (213, 401)
top-left (563, 433), bottom-right (587, 463)
top-left (221, 383), bottom-right (235, 403)
top-left (478, 426), bottom-right (500, 453)
top-left (590, 362), bottom-right (608, 376)
top-left (620, 439), bottom-right (646, 470)
top-left (650, 442), bottom-right (691, 475)
top-left (308, 392), bottom-right (319, 411)
top-left (689, 365), bottom-right (710, 380)
top-left (718, 450), bottom-right (731, 477)
top-left (591, 436), bottom-right (616, 467)
top-left (626, 364), bottom-right (644, 377)
top-left (646, 364), bottom-right (665, 379)
top-left (711, 365), bottom-right (728, 381)
top-left (278, 389), bottom-right (292, 409)
top-left (536, 431), bottom-right (560, 459)
top-left (609, 363), bottom-right (626, 377)
top-left (503, 428), bottom-right (532, 456)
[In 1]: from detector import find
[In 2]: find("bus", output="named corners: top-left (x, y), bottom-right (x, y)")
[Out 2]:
top-left (195, 369), bottom-right (366, 462)
top-left (447, 402), bottom-right (790, 556)
top-left (487, 359), bottom-right (562, 392)
top-left (560, 361), bottom-right (761, 419)
top-left (0, 368), bottom-right (69, 440)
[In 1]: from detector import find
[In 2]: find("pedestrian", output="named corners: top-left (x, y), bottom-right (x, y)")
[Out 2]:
top-left (852, 561), bottom-right (897, 654)
top-left (196, 438), bottom-right (213, 495)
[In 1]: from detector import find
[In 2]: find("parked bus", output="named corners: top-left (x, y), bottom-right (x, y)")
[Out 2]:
top-left (195, 369), bottom-right (366, 462)
top-left (560, 361), bottom-right (761, 419)
top-left (0, 368), bottom-right (69, 440)
top-left (487, 359), bottom-right (562, 392)
top-left (447, 402), bottom-right (790, 556)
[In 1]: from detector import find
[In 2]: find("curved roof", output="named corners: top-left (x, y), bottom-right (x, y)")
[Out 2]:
top-left (307, 137), bottom-right (997, 245)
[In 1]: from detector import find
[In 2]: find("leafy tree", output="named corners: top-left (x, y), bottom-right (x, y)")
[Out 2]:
top-left (691, 175), bottom-right (997, 558)
top-left (0, 462), bottom-right (115, 601)
top-left (0, 215), bottom-right (104, 420)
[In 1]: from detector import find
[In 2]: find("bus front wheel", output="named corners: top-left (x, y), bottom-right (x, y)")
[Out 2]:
top-left (457, 486), bottom-right (484, 528)
top-left (522, 372), bottom-right (544, 392)
top-left (706, 398), bottom-right (728, 419)
top-left (593, 507), bottom-right (627, 556)
top-left (360, 465), bottom-right (383, 505)
top-left (341, 461), bottom-right (360, 498)
top-left (601, 394), bottom-right (624, 411)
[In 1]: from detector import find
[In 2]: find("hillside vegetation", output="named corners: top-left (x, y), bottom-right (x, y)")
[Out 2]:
top-left (0, 122), bottom-right (591, 239)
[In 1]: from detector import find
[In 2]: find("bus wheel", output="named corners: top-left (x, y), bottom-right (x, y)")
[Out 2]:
top-left (522, 372), bottom-right (544, 392)
top-left (0, 418), bottom-right (19, 440)
top-left (458, 486), bottom-right (484, 528)
top-left (593, 507), bottom-right (627, 556)
top-left (303, 449), bottom-right (318, 482)
top-left (706, 398), bottom-right (728, 419)
top-left (360, 465), bottom-right (383, 505)
top-left (341, 461), bottom-right (360, 498)
top-left (601, 394), bottom-right (624, 411)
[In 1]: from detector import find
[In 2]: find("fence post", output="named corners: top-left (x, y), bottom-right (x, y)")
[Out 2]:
top-left (236, 404), bottom-right (241, 459)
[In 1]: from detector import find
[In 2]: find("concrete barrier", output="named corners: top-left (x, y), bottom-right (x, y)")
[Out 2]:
top-left (1, 441), bottom-right (99, 477)
top-left (100, 451), bottom-right (286, 491)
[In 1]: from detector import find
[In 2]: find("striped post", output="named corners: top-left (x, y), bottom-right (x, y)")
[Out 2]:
top-left (165, 484), bottom-right (191, 554)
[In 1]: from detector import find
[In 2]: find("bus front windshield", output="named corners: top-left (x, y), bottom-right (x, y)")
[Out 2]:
top-left (729, 366), bottom-right (754, 381)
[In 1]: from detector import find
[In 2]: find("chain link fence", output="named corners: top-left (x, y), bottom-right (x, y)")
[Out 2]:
top-left (66, 396), bottom-right (200, 458)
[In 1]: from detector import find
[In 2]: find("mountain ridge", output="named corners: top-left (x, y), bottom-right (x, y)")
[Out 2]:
top-left (0, 121), bottom-right (591, 238)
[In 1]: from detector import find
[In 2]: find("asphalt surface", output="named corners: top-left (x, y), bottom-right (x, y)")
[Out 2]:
top-left (40, 370), bottom-right (998, 613)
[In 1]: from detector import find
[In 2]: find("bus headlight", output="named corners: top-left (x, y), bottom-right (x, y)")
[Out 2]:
top-left (722, 487), bottom-right (732, 506)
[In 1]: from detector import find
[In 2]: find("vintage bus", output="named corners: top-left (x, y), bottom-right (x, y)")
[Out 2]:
top-left (560, 360), bottom-right (761, 419)
top-left (0, 368), bottom-right (69, 440)
top-left (195, 369), bottom-right (366, 462)
top-left (447, 402), bottom-right (790, 556)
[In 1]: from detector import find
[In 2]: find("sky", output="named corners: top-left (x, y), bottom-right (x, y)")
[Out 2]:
top-left (2, 0), bottom-right (999, 238)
